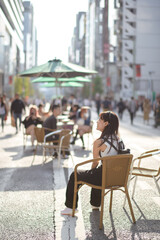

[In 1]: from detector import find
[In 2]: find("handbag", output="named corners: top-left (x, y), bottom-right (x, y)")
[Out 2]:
top-left (11, 115), bottom-right (16, 127)
top-left (106, 139), bottom-right (130, 154)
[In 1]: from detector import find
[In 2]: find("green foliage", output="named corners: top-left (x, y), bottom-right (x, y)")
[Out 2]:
top-left (14, 76), bottom-right (34, 97)
top-left (92, 75), bottom-right (103, 97)
top-left (81, 84), bottom-right (90, 98)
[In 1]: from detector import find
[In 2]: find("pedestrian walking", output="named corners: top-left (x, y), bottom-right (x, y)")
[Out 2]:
top-left (143, 98), bottom-right (151, 124)
top-left (128, 97), bottom-right (137, 125)
top-left (117, 98), bottom-right (126, 120)
top-left (95, 94), bottom-right (101, 116)
top-left (0, 97), bottom-right (7, 132)
top-left (11, 93), bottom-right (25, 133)
top-left (102, 97), bottom-right (112, 112)
top-left (154, 100), bottom-right (160, 128)
top-left (61, 111), bottom-right (124, 215)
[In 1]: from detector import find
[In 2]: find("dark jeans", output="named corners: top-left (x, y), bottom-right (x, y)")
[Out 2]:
top-left (130, 112), bottom-right (134, 124)
top-left (65, 165), bottom-right (102, 209)
top-left (14, 113), bottom-right (22, 130)
top-left (0, 114), bottom-right (5, 130)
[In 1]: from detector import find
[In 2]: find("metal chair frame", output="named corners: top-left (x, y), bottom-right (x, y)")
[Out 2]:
top-left (43, 129), bottom-right (73, 166)
top-left (130, 148), bottom-right (160, 197)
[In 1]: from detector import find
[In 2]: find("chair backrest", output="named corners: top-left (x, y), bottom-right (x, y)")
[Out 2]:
top-left (102, 154), bottom-right (133, 188)
top-left (59, 129), bottom-right (72, 148)
top-left (34, 127), bottom-right (45, 143)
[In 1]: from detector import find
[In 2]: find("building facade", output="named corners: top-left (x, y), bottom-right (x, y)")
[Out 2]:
top-left (116, 0), bottom-right (160, 100)
top-left (23, 1), bottom-right (38, 70)
top-left (0, 0), bottom-right (24, 96)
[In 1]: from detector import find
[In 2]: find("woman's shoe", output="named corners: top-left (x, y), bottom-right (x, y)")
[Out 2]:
top-left (91, 205), bottom-right (99, 210)
top-left (61, 207), bottom-right (78, 216)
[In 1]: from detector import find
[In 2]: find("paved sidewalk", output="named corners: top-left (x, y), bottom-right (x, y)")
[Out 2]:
top-left (0, 112), bottom-right (160, 239)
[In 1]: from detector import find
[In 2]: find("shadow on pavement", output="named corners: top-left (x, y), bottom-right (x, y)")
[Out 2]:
top-left (131, 219), bottom-right (160, 239)
top-left (61, 215), bottom-right (79, 240)
top-left (0, 161), bottom-right (53, 191)
top-left (3, 145), bottom-right (45, 161)
top-left (85, 211), bottom-right (109, 239)
top-left (0, 133), bottom-right (15, 139)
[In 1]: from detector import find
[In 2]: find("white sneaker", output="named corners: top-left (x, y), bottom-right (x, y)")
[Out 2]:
top-left (61, 207), bottom-right (78, 216)
top-left (91, 205), bottom-right (99, 210)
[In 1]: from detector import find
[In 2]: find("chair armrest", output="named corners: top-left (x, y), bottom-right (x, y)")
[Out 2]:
top-left (74, 157), bottom-right (102, 183)
top-left (141, 148), bottom-right (160, 156)
top-left (134, 150), bottom-right (160, 167)
top-left (44, 129), bottom-right (62, 143)
top-left (58, 130), bottom-right (72, 149)
top-left (74, 156), bottom-right (103, 175)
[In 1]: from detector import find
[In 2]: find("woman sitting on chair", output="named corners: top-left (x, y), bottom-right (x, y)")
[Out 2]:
top-left (22, 105), bottom-right (43, 146)
top-left (71, 106), bottom-right (92, 149)
top-left (61, 111), bottom-right (123, 215)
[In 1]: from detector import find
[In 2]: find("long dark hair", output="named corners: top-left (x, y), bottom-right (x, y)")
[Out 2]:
top-left (0, 97), bottom-right (4, 107)
top-left (99, 111), bottom-right (119, 151)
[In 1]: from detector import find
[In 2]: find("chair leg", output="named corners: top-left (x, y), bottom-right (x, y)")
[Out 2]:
top-left (58, 148), bottom-right (61, 167)
top-left (70, 151), bottom-right (74, 167)
top-left (132, 176), bottom-right (138, 198)
top-left (31, 144), bottom-right (37, 165)
top-left (42, 148), bottom-right (46, 165)
top-left (125, 188), bottom-right (136, 223)
top-left (123, 174), bottom-right (132, 207)
top-left (72, 183), bottom-right (78, 217)
top-left (99, 189), bottom-right (105, 229)
top-left (23, 134), bottom-right (26, 149)
top-left (153, 176), bottom-right (160, 195)
top-left (109, 190), bottom-right (113, 212)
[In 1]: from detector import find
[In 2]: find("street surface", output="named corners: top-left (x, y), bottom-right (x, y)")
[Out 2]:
top-left (0, 109), bottom-right (160, 240)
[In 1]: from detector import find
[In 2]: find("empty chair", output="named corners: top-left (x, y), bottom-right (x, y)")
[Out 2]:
top-left (131, 148), bottom-right (160, 197)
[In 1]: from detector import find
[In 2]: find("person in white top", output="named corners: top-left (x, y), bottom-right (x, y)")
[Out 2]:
top-left (61, 111), bottom-right (123, 215)
top-left (0, 96), bottom-right (7, 132)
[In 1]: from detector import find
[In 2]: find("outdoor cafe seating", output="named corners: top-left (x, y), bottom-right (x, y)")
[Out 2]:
top-left (42, 129), bottom-right (73, 166)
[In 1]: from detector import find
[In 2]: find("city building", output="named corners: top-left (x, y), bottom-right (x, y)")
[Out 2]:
top-left (68, 12), bottom-right (86, 66)
top-left (23, 1), bottom-right (38, 70)
top-left (0, 0), bottom-right (24, 96)
top-left (116, 0), bottom-right (160, 100)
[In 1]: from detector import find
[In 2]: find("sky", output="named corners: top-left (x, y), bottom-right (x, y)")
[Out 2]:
top-left (31, 0), bottom-right (88, 65)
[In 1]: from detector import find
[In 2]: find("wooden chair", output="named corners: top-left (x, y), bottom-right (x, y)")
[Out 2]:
top-left (43, 129), bottom-right (73, 166)
top-left (72, 154), bottom-right (135, 229)
top-left (31, 127), bottom-right (58, 165)
top-left (130, 148), bottom-right (160, 197)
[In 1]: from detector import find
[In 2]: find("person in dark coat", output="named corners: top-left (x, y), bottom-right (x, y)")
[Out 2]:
top-left (43, 104), bottom-right (61, 142)
top-left (11, 93), bottom-right (25, 133)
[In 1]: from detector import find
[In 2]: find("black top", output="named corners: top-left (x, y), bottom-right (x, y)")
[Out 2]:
top-left (42, 114), bottom-right (58, 141)
top-left (22, 117), bottom-right (43, 129)
top-left (11, 99), bottom-right (25, 114)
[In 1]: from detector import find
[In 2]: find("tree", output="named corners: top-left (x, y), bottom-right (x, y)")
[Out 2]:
top-left (14, 76), bottom-right (34, 97)
top-left (92, 75), bottom-right (103, 98)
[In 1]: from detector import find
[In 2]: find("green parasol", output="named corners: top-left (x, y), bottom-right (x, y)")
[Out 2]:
top-left (19, 58), bottom-right (97, 78)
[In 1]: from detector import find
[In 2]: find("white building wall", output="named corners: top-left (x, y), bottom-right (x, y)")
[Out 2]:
top-left (119, 0), bottom-right (160, 100)
top-left (136, 0), bottom-right (160, 98)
